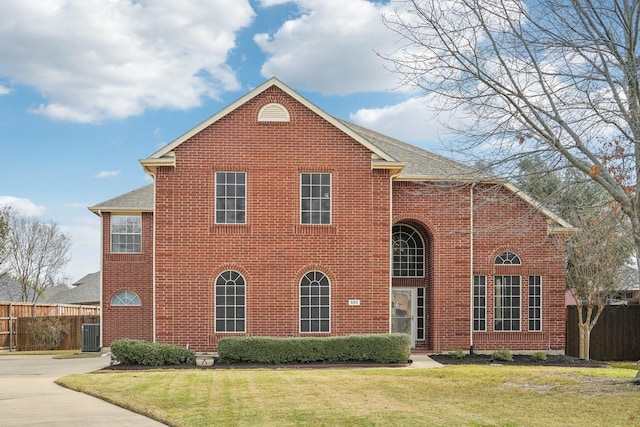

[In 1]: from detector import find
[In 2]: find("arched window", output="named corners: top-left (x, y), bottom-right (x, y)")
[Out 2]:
top-left (110, 290), bottom-right (141, 306)
top-left (392, 224), bottom-right (425, 277)
top-left (300, 271), bottom-right (330, 333)
top-left (495, 251), bottom-right (521, 265)
top-left (215, 270), bottom-right (246, 333)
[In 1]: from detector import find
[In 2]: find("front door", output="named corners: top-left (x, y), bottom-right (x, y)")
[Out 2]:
top-left (391, 288), bottom-right (416, 347)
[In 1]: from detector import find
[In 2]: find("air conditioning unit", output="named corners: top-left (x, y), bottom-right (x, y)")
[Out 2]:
top-left (81, 323), bottom-right (100, 352)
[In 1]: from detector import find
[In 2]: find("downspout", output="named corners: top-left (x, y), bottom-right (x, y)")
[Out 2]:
top-left (97, 209), bottom-right (104, 350)
top-left (142, 166), bottom-right (158, 344)
top-left (469, 183), bottom-right (476, 354)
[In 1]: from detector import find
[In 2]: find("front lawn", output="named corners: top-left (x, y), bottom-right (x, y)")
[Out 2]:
top-left (58, 365), bottom-right (640, 426)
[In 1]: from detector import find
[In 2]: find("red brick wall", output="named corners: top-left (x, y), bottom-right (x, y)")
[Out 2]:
top-left (392, 182), bottom-right (566, 352)
top-left (101, 212), bottom-right (154, 346)
top-left (153, 86), bottom-right (391, 351)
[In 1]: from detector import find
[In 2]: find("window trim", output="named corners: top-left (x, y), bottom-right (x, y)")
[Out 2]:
top-left (299, 271), bottom-right (331, 333)
top-left (110, 215), bottom-right (142, 254)
top-left (110, 290), bottom-right (141, 306)
top-left (473, 275), bottom-right (487, 332)
top-left (528, 275), bottom-right (542, 332)
top-left (300, 172), bottom-right (332, 225)
top-left (494, 275), bottom-right (521, 332)
top-left (392, 224), bottom-right (425, 278)
top-left (214, 270), bottom-right (246, 333)
top-left (495, 251), bottom-right (521, 265)
top-left (215, 171), bottom-right (247, 225)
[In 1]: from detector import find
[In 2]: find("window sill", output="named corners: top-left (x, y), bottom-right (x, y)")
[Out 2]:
top-left (210, 224), bottom-right (252, 234)
top-left (295, 225), bottom-right (337, 235)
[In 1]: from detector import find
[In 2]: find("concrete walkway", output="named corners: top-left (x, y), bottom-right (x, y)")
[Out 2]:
top-left (408, 354), bottom-right (443, 368)
top-left (0, 353), bottom-right (165, 427)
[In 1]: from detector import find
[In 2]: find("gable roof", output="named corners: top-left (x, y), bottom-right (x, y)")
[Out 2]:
top-left (92, 78), bottom-right (576, 234)
top-left (88, 184), bottom-right (153, 215)
top-left (140, 77), bottom-right (404, 175)
top-left (46, 272), bottom-right (100, 305)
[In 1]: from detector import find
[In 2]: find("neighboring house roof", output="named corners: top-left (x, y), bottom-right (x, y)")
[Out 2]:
top-left (89, 184), bottom-right (153, 214)
top-left (90, 77), bottom-right (577, 235)
top-left (0, 277), bottom-right (68, 303)
top-left (46, 272), bottom-right (100, 305)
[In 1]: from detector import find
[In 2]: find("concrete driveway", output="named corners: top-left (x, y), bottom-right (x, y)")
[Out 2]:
top-left (0, 353), bottom-right (165, 426)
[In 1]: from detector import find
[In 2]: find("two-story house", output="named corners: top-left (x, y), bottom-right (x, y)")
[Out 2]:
top-left (90, 78), bottom-right (576, 353)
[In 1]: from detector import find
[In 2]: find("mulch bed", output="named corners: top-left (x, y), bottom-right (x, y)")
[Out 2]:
top-left (429, 353), bottom-right (609, 367)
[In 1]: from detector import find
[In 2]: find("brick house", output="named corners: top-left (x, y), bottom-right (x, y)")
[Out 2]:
top-left (90, 78), bottom-right (576, 353)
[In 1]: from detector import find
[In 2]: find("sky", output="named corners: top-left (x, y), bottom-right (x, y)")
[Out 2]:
top-left (0, 0), bottom-right (458, 283)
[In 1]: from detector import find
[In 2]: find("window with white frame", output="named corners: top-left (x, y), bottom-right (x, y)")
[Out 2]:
top-left (215, 172), bottom-right (246, 224)
top-left (473, 275), bottom-right (487, 331)
top-left (111, 290), bottom-right (141, 306)
top-left (301, 173), bottom-right (331, 224)
top-left (494, 275), bottom-right (521, 331)
top-left (528, 275), bottom-right (542, 331)
top-left (300, 271), bottom-right (330, 332)
top-left (215, 270), bottom-right (246, 332)
top-left (495, 251), bottom-right (521, 265)
top-left (392, 224), bottom-right (425, 277)
top-left (110, 215), bottom-right (141, 253)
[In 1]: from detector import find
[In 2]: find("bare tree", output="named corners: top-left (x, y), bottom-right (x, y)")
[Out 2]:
top-left (383, 0), bottom-right (640, 264)
top-left (2, 208), bottom-right (71, 302)
top-left (0, 210), bottom-right (8, 278)
top-left (565, 210), bottom-right (633, 359)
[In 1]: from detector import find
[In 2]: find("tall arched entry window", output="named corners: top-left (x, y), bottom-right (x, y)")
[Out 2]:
top-left (391, 222), bottom-right (430, 350)
top-left (392, 224), bottom-right (425, 277)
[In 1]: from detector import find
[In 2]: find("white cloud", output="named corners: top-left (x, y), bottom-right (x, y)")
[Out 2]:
top-left (0, 84), bottom-right (10, 95)
top-left (94, 170), bottom-right (121, 179)
top-left (349, 94), bottom-right (464, 144)
top-left (0, 196), bottom-right (46, 216)
top-left (255, 0), bottom-right (402, 95)
top-left (0, 0), bottom-right (255, 123)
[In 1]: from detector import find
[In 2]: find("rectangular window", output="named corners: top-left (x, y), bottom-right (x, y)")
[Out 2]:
top-left (528, 275), bottom-right (542, 331)
top-left (473, 275), bottom-right (486, 331)
top-left (110, 215), bottom-right (141, 253)
top-left (301, 172), bottom-right (331, 224)
top-left (417, 287), bottom-right (425, 340)
top-left (494, 275), bottom-right (521, 331)
top-left (215, 172), bottom-right (246, 224)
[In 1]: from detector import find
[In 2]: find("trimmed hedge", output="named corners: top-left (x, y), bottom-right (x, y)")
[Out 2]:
top-left (110, 339), bottom-right (196, 366)
top-left (217, 333), bottom-right (411, 364)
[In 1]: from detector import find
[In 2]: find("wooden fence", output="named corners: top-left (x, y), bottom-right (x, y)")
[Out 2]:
top-left (566, 305), bottom-right (640, 361)
top-left (0, 302), bottom-right (100, 351)
top-left (16, 315), bottom-right (100, 351)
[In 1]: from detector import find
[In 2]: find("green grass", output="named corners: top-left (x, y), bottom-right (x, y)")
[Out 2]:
top-left (57, 365), bottom-right (640, 427)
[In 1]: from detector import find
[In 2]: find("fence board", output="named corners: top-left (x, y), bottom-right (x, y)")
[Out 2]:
top-left (566, 305), bottom-right (640, 361)
top-left (0, 302), bottom-right (99, 350)
top-left (17, 315), bottom-right (100, 351)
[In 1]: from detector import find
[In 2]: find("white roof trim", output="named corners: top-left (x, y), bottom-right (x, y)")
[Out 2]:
top-left (144, 77), bottom-right (396, 162)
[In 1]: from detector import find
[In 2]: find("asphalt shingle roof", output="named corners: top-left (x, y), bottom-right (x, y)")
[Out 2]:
top-left (89, 185), bottom-right (153, 212)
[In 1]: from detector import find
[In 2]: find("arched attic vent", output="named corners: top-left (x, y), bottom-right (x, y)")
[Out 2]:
top-left (258, 103), bottom-right (290, 122)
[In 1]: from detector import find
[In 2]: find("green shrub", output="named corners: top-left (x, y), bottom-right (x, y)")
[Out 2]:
top-left (110, 339), bottom-right (196, 366)
top-left (491, 350), bottom-right (513, 362)
top-left (448, 349), bottom-right (466, 360)
top-left (531, 351), bottom-right (548, 362)
top-left (218, 334), bottom-right (411, 365)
